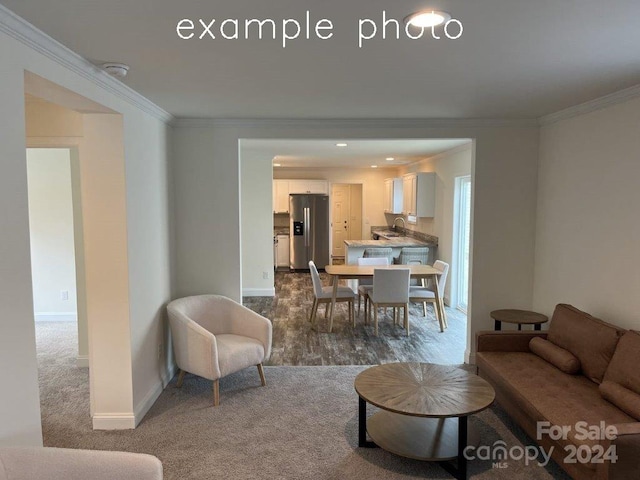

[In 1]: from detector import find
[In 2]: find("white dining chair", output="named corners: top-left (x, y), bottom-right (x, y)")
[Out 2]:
top-left (308, 261), bottom-right (356, 328)
top-left (409, 260), bottom-right (450, 332)
top-left (367, 268), bottom-right (411, 336)
top-left (356, 256), bottom-right (390, 320)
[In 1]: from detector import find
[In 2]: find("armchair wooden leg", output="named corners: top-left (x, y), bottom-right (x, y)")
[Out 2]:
top-left (213, 379), bottom-right (220, 407)
top-left (257, 363), bottom-right (266, 386)
top-left (357, 295), bottom-right (361, 315)
top-left (422, 302), bottom-right (427, 317)
top-left (176, 369), bottom-right (185, 388)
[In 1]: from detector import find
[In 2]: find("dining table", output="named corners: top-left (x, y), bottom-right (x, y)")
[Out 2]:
top-left (324, 264), bottom-right (444, 333)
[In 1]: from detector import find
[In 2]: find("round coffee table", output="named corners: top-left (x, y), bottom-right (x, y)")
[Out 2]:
top-left (490, 309), bottom-right (548, 331)
top-left (355, 363), bottom-right (495, 480)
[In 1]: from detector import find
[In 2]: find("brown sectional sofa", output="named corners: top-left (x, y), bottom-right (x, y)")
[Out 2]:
top-left (476, 304), bottom-right (640, 480)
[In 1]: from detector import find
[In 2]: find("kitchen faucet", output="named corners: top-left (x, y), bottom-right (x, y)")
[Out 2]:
top-left (393, 217), bottom-right (406, 234)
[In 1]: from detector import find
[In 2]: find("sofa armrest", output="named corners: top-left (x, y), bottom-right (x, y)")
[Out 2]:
top-left (0, 447), bottom-right (162, 480)
top-left (596, 422), bottom-right (640, 480)
top-left (476, 330), bottom-right (548, 353)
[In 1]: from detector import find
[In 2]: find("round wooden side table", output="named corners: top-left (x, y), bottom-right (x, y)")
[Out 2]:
top-left (490, 309), bottom-right (548, 331)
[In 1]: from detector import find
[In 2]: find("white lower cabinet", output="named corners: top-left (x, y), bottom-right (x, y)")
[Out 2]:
top-left (276, 235), bottom-right (290, 268)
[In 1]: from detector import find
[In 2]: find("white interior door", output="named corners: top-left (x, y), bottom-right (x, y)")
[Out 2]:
top-left (331, 184), bottom-right (350, 258)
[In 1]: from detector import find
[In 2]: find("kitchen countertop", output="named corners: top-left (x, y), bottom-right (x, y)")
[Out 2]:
top-left (274, 228), bottom-right (290, 236)
top-left (344, 237), bottom-right (431, 248)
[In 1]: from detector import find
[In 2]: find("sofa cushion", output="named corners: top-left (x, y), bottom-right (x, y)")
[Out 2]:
top-left (600, 381), bottom-right (640, 421)
top-left (603, 330), bottom-right (640, 395)
top-left (547, 304), bottom-right (623, 384)
top-left (529, 337), bottom-right (580, 374)
top-left (477, 351), bottom-right (635, 455)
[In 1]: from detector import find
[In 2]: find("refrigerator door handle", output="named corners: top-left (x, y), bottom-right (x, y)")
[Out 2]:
top-left (303, 207), bottom-right (310, 247)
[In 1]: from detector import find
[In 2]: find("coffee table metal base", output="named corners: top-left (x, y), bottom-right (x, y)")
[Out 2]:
top-left (358, 397), bottom-right (468, 479)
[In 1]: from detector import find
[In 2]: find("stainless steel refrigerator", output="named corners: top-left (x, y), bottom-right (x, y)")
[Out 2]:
top-left (289, 194), bottom-right (330, 270)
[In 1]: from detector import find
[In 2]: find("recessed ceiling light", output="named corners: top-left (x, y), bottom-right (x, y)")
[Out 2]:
top-left (404, 10), bottom-right (451, 28)
top-left (386, 157), bottom-right (395, 161)
top-left (273, 163), bottom-right (282, 167)
top-left (371, 165), bottom-right (378, 168)
top-left (336, 143), bottom-right (348, 147)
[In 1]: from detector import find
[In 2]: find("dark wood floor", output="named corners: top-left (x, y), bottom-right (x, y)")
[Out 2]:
top-left (244, 270), bottom-right (467, 366)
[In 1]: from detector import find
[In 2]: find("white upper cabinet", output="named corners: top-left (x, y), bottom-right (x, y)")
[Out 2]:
top-left (273, 180), bottom-right (290, 213)
top-left (402, 172), bottom-right (435, 217)
top-left (288, 180), bottom-right (328, 194)
top-left (273, 179), bottom-right (329, 213)
top-left (384, 178), bottom-right (403, 214)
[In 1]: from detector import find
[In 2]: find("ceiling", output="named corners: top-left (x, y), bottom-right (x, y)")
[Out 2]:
top-left (242, 138), bottom-right (471, 168)
top-left (4, 1), bottom-right (640, 119)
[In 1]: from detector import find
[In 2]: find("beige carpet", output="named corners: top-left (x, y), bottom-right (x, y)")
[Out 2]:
top-left (36, 322), bottom-right (570, 479)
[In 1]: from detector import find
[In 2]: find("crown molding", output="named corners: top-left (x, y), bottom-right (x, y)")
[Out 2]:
top-left (171, 117), bottom-right (539, 129)
top-left (0, 4), bottom-right (173, 124)
top-left (539, 83), bottom-right (640, 126)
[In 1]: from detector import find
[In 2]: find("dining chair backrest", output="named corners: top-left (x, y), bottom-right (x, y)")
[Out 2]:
top-left (357, 257), bottom-right (389, 286)
top-left (433, 260), bottom-right (450, 297)
top-left (371, 268), bottom-right (410, 303)
top-left (308, 261), bottom-right (324, 297)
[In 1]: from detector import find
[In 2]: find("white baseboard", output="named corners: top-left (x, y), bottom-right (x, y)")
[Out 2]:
top-left (242, 288), bottom-right (275, 297)
top-left (92, 364), bottom-right (177, 430)
top-left (34, 312), bottom-right (77, 322)
top-left (76, 355), bottom-right (89, 368)
top-left (92, 413), bottom-right (136, 430)
top-left (133, 363), bottom-right (177, 427)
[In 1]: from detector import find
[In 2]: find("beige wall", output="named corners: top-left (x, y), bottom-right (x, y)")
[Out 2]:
top-left (173, 121), bottom-right (539, 363)
top-left (26, 148), bottom-right (78, 319)
top-left (399, 145), bottom-right (473, 303)
top-left (0, 24), bottom-right (173, 443)
top-left (534, 97), bottom-right (640, 329)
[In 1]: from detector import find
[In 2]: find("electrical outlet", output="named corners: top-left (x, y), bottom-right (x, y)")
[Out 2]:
top-left (262, 271), bottom-right (269, 279)
top-left (157, 343), bottom-right (163, 360)
top-left (60, 290), bottom-right (69, 301)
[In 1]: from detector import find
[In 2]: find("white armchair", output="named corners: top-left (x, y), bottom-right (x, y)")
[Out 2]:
top-left (167, 295), bottom-right (272, 406)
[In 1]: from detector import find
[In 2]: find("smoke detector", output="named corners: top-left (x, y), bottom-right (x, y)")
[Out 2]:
top-left (101, 63), bottom-right (130, 78)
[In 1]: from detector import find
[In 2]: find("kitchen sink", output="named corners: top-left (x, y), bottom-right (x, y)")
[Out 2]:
top-left (376, 230), bottom-right (404, 238)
